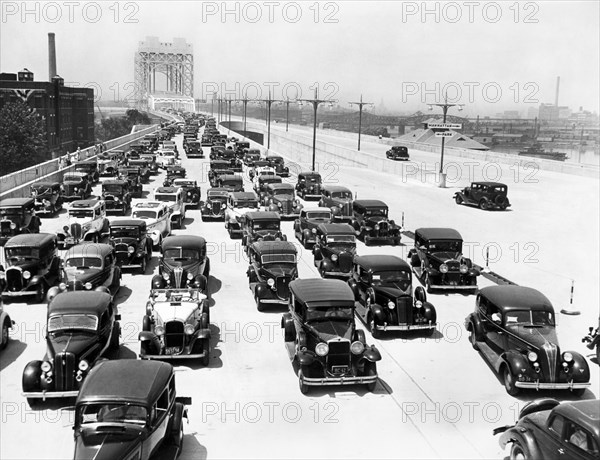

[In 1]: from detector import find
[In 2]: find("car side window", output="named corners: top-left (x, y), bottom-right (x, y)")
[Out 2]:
top-left (565, 421), bottom-right (598, 455)
top-left (152, 388), bottom-right (169, 425)
top-left (359, 268), bottom-right (369, 284)
top-left (548, 414), bottom-right (565, 438)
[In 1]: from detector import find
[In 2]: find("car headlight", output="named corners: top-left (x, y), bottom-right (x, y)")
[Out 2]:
top-left (375, 224), bottom-right (380, 231)
top-left (78, 360), bottom-right (90, 371)
top-left (128, 246), bottom-right (135, 254)
top-left (10, 222), bottom-right (17, 229)
top-left (163, 273), bottom-right (169, 280)
top-left (387, 301), bottom-right (395, 310)
top-left (41, 361), bottom-right (52, 372)
top-left (351, 341), bottom-right (365, 355)
top-left (315, 342), bottom-right (329, 356)
top-left (23, 270), bottom-right (31, 280)
top-left (59, 282), bottom-right (67, 290)
top-left (527, 351), bottom-right (538, 362)
top-left (187, 192), bottom-right (191, 196)
top-left (459, 264), bottom-right (468, 274)
top-left (0, 272), bottom-right (5, 280)
top-left (267, 278), bottom-right (275, 287)
top-left (440, 264), bottom-right (449, 274)
top-left (155, 326), bottom-right (165, 336)
top-left (74, 188), bottom-right (79, 192)
top-left (563, 352), bottom-right (573, 363)
top-left (221, 203), bottom-right (226, 209)
top-left (85, 282), bottom-right (93, 290)
top-left (415, 300), bottom-right (423, 309)
top-left (43, 199), bottom-right (50, 206)
top-left (331, 254), bottom-right (338, 262)
top-left (277, 202), bottom-right (282, 208)
top-left (187, 273), bottom-right (194, 280)
top-left (184, 324), bottom-right (195, 335)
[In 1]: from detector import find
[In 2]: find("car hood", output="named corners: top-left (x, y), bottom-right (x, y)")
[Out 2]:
top-left (68, 216), bottom-right (93, 227)
top-left (5, 261), bottom-right (38, 272)
top-left (262, 264), bottom-right (297, 278)
top-left (373, 284), bottom-right (412, 298)
top-left (429, 252), bottom-right (462, 263)
top-left (163, 259), bottom-right (203, 273)
top-left (506, 324), bottom-right (559, 349)
top-left (326, 245), bottom-right (356, 255)
top-left (154, 301), bottom-right (198, 323)
top-left (307, 321), bottom-right (353, 342)
top-left (48, 332), bottom-right (100, 357)
top-left (112, 237), bottom-right (139, 247)
top-left (304, 219), bottom-right (330, 228)
top-left (63, 267), bottom-right (103, 284)
top-left (271, 194), bottom-right (295, 202)
top-left (74, 427), bottom-right (143, 460)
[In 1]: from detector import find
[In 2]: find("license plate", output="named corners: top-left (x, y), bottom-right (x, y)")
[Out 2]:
top-left (331, 366), bottom-right (348, 375)
top-left (164, 347), bottom-right (180, 355)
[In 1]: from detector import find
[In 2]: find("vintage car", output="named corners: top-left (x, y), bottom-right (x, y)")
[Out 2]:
top-left (454, 181), bottom-right (511, 211)
top-left (153, 187), bottom-right (186, 230)
top-left (30, 181), bottom-right (64, 216)
top-left (220, 149), bottom-right (243, 172)
top-left (209, 168), bottom-right (235, 188)
top-left (408, 227), bottom-right (479, 293)
top-left (209, 145), bottom-right (226, 160)
top-left (582, 318), bottom-right (600, 364)
top-left (185, 140), bottom-right (204, 158)
top-left (351, 199), bottom-right (402, 246)
top-left (118, 166), bottom-right (144, 198)
top-left (128, 159), bottom-right (152, 183)
top-left (163, 165), bottom-right (187, 187)
top-left (266, 155), bottom-right (290, 177)
top-left (172, 179), bottom-right (201, 208)
top-left (97, 151), bottom-right (123, 177)
top-left (57, 200), bottom-right (110, 250)
top-left (73, 159), bottom-right (100, 184)
top-left (62, 172), bottom-right (92, 201)
top-left (264, 183), bottom-right (303, 218)
top-left (49, 243), bottom-right (122, 299)
top-left (139, 153), bottom-right (159, 174)
top-left (319, 185), bottom-right (353, 223)
top-left (494, 398), bottom-right (600, 460)
top-left (140, 289), bottom-right (211, 364)
top-left (151, 236), bottom-right (210, 293)
top-left (465, 285), bottom-right (591, 396)
top-left (313, 223), bottom-right (357, 279)
top-left (0, 299), bottom-right (13, 350)
top-left (295, 172), bottom-right (323, 201)
top-left (349, 255), bottom-right (436, 338)
top-left (293, 207), bottom-right (332, 248)
top-left (73, 360), bottom-right (190, 459)
top-left (246, 241), bottom-right (298, 311)
top-left (201, 188), bottom-right (230, 221)
top-left (131, 202), bottom-right (172, 250)
top-left (22, 290), bottom-right (121, 404)
top-left (243, 148), bottom-right (262, 166)
top-left (235, 141), bottom-right (250, 156)
top-left (242, 211), bottom-right (286, 252)
top-left (0, 233), bottom-right (60, 303)
top-left (217, 174), bottom-right (244, 192)
top-left (281, 278), bottom-right (381, 394)
top-left (109, 219), bottom-right (153, 273)
top-left (385, 145), bottom-right (410, 161)
top-left (224, 191), bottom-right (260, 238)
top-left (156, 150), bottom-right (180, 169)
top-left (101, 180), bottom-right (132, 215)
top-left (249, 160), bottom-right (275, 181)
top-left (254, 175), bottom-right (282, 204)
top-left (0, 197), bottom-right (42, 246)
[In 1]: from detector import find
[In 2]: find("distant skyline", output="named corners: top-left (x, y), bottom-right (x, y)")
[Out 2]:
top-left (1, 1), bottom-right (598, 117)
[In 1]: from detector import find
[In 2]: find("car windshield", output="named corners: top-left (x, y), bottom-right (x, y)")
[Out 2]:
top-left (222, 179), bottom-right (241, 186)
top-left (261, 254), bottom-right (296, 264)
top-left (372, 270), bottom-right (411, 285)
top-left (303, 176), bottom-right (321, 184)
top-left (103, 184), bottom-right (124, 193)
top-left (65, 257), bottom-right (103, 269)
top-left (504, 309), bottom-right (555, 327)
top-left (174, 181), bottom-right (194, 187)
top-left (133, 210), bottom-right (158, 219)
top-left (79, 403), bottom-right (147, 426)
top-left (64, 175), bottom-right (83, 182)
top-left (326, 235), bottom-right (356, 244)
top-left (306, 212), bottom-right (331, 219)
top-left (234, 200), bottom-right (258, 208)
top-left (272, 188), bottom-right (293, 196)
top-left (164, 248), bottom-right (201, 260)
top-left (491, 186), bottom-right (507, 193)
top-left (69, 209), bottom-right (94, 218)
top-left (155, 194), bottom-right (176, 202)
top-left (110, 226), bottom-right (139, 238)
top-left (48, 314), bottom-right (98, 333)
top-left (427, 240), bottom-right (462, 253)
top-left (208, 192), bottom-right (228, 199)
top-left (5, 247), bottom-right (40, 262)
top-left (364, 207), bottom-right (387, 217)
top-left (306, 307), bottom-right (354, 322)
top-left (0, 209), bottom-right (23, 218)
top-left (253, 221), bottom-right (280, 231)
top-left (332, 191), bottom-right (352, 199)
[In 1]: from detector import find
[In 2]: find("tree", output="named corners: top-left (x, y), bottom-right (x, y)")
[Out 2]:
top-left (0, 101), bottom-right (47, 175)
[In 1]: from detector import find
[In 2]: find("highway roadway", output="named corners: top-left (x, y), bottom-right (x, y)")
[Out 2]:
top-left (0, 125), bottom-right (598, 459)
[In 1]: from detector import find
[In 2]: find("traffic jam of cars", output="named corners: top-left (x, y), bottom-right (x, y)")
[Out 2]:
top-left (0, 113), bottom-right (598, 460)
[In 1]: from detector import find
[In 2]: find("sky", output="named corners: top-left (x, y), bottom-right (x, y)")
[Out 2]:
top-left (1, 1), bottom-right (599, 117)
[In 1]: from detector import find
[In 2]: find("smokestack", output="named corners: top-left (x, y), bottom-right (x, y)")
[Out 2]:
top-left (48, 33), bottom-right (57, 81)
top-left (555, 76), bottom-right (560, 107)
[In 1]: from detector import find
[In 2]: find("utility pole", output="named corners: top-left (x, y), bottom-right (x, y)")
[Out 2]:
top-left (348, 94), bottom-right (374, 151)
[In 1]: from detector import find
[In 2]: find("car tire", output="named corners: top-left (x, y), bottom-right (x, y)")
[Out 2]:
top-left (425, 273), bottom-right (432, 293)
top-left (468, 327), bottom-right (480, 350)
top-left (455, 195), bottom-right (463, 205)
top-left (201, 340), bottom-right (210, 367)
top-left (35, 283), bottom-right (47, 304)
top-left (255, 294), bottom-right (264, 312)
top-left (0, 321), bottom-right (9, 350)
top-left (298, 367), bottom-right (309, 395)
top-left (479, 199), bottom-right (489, 211)
top-left (503, 366), bottom-right (520, 396)
top-left (365, 361), bottom-right (378, 392)
top-left (369, 315), bottom-right (380, 339)
top-left (139, 257), bottom-right (147, 275)
top-left (110, 323), bottom-right (120, 351)
top-left (509, 441), bottom-right (530, 460)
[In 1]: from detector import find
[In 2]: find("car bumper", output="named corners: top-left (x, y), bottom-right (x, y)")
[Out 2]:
top-left (1, 290), bottom-right (37, 298)
top-left (302, 374), bottom-right (378, 387)
top-left (140, 351), bottom-right (208, 360)
top-left (22, 390), bottom-right (79, 400)
top-left (515, 381), bottom-right (590, 390)
top-left (302, 194), bottom-right (321, 200)
top-left (323, 271), bottom-right (352, 278)
top-left (429, 283), bottom-right (477, 290)
top-left (375, 323), bottom-right (435, 331)
top-left (257, 298), bottom-right (288, 305)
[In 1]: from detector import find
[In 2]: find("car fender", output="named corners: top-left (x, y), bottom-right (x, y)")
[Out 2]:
top-left (297, 350), bottom-right (315, 366)
top-left (22, 360), bottom-right (43, 392)
top-left (465, 313), bottom-right (483, 339)
top-left (138, 331), bottom-right (161, 355)
top-left (321, 258), bottom-right (334, 272)
top-left (347, 279), bottom-right (360, 300)
top-left (28, 275), bottom-right (43, 288)
top-left (498, 427), bottom-right (542, 458)
top-left (363, 346), bottom-right (381, 362)
top-left (152, 275), bottom-right (166, 289)
top-left (196, 328), bottom-right (211, 339)
top-left (570, 351), bottom-right (590, 382)
top-left (302, 228), bottom-right (311, 238)
top-left (501, 350), bottom-right (530, 375)
top-left (519, 399), bottom-right (560, 419)
top-left (371, 303), bottom-right (385, 323)
top-left (422, 302), bottom-right (437, 324)
top-left (254, 282), bottom-right (270, 299)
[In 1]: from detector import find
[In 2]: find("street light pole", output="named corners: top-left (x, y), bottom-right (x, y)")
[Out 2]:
top-left (280, 97), bottom-right (294, 132)
top-left (234, 93), bottom-right (251, 132)
top-left (348, 94), bottom-right (373, 151)
top-left (298, 87), bottom-right (338, 172)
top-left (258, 90), bottom-right (281, 150)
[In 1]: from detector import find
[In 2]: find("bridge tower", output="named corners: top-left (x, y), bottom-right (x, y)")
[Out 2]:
top-left (133, 36), bottom-right (194, 112)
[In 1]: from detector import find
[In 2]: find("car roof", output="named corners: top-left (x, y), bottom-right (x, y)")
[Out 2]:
top-left (251, 240), bottom-right (298, 255)
top-left (109, 218), bottom-right (146, 228)
top-left (162, 235), bottom-right (206, 249)
top-left (415, 227), bottom-right (463, 241)
top-left (231, 192), bottom-right (258, 200)
top-left (298, 171), bottom-right (321, 178)
top-left (553, 400), bottom-right (600, 438)
top-left (102, 180), bottom-right (127, 185)
top-left (65, 243), bottom-right (114, 259)
top-left (322, 185), bottom-right (352, 193)
top-left (133, 201), bottom-right (166, 209)
top-left (220, 174), bottom-right (242, 181)
top-left (317, 223), bottom-right (355, 235)
top-left (267, 155), bottom-right (283, 160)
top-left (48, 291), bottom-right (112, 316)
top-left (472, 181), bottom-right (507, 187)
top-left (355, 255), bottom-right (410, 271)
top-left (77, 360), bottom-right (173, 406)
top-left (156, 187), bottom-right (179, 193)
top-left (207, 188), bottom-right (229, 194)
top-left (31, 181), bottom-right (60, 187)
top-left (246, 211), bottom-right (280, 221)
top-left (290, 279), bottom-right (355, 307)
top-left (303, 207), bottom-right (332, 214)
top-left (4, 232), bottom-right (56, 248)
top-left (354, 199), bottom-right (388, 208)
top-left (479, 285), bottom-right (554, 312)
top-left (70, 200), bottom-right (102, 209)
top-left (64, 171), bottom-right (88, 178)
top-left (267, 183), bottom-right (294, 190)
top-left (0, 197), bottom-right (35, 207)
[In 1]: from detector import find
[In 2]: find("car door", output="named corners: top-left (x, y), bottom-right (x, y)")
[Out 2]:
top-left (353, 264), bottom-right (368, 320)
top-left (146, 387), bottom-right (170, 457)
top-left (531, 414), bottom-right (574, 459)
top-left (482, 301), bottom-right (505, 354)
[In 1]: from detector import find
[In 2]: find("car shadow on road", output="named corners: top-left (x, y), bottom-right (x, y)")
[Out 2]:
top-left (114, 286), bottom-right (133, 305)
top-left (179, 433), bottom-right (207, 460)
top-left (206, 276), bottom-right (222, 308)
top-left (373, 328), bottom-right (445, 342)
top-left (0, 339), bottom-right (27, 372)
top-left (180, 323), bottom-right (222, 371)
top-left (146, 256), bottom-right (160, 274)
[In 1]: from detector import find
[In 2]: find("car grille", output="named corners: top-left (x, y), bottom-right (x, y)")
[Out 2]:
top-left (172, 267), bottom-right (184, 288)
top-left (6, 267), bottom-right (23, 292)
top-left (376, 221), bottom-right (389, 236)
top-left (211, 201), bottom-right (221, 215)
top-left (445, 260), bottom-right (460, 272)
top-left (165, 321), bottom-right (184, 349)
top-left (54, 352), bottom-right (76, 391)
top-left (280, 200), bottom-right (291, 214)
top-left (276, 276), bottom-right (291, 300)
top-left (1, 220), bottom-right (14, 235)
top-left (395, 296), bottom-right (412, 325)
top-left (115, 242), bottom-right (129, 253)
top-left (337, 252), bottom-right (353, 273)
top-left (327, 339), bottom-right (350, 373)
top-left (539, 342), bottom-right (558, 383)
top-left (70, 223), bottom-right (82, 240)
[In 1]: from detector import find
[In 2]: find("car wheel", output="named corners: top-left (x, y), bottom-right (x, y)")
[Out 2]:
top-left (365, 361), bottom-right (378, 392)
top-left (509, 441), bottom-right (530, 460)
top-left (35, 283), bottom-right (47, 304)
top-left (110, 323), bottom-right (120, 351)
top-left (479, 199), bottom-right (488, 211)
top-left (425, 273), bottom-right (432, 293)
top-left (201, 339), bottom-right (210, 367)
top-left (139, 257), bottom-right (147, 274)
top-left (298, 367), bottom-right (309, 395)
top-left (255, 294), bottom-right (264, 312)
top-left (0, 321), bottom-right (9, 350)
top-left (571, 388), bottom-right (586, 397)
top-left (468, 327), bottom-right (479, 350)
top-left (369, 316), bottom-right (380, 339)
top-left (455, 195), bottom-right (463, 205)
top-left (503, 366), bottom-right (520, 396)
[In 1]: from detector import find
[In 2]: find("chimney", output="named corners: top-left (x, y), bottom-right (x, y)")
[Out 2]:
top-left (555, 76), bottom-right (560, 107)
top-left (48, 33), bottom-right (57, 81)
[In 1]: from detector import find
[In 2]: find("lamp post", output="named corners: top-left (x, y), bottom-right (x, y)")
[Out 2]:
top-left (348, 94), bottom-right (374, 151)
top-left (298, 87), bottom-right (337, 171)
top-left (258, 90), bottom-right (281, 150)
top-left (210, 92), bottom-right (216, 117)
top-left (234, 93), bottom-right (252, 132)
top-left (226, 97), bottom-right (232, 131)
top-left (279, 97), bottom-right (295, 132)
top-left (428, 94), bottom-right (464, 187)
